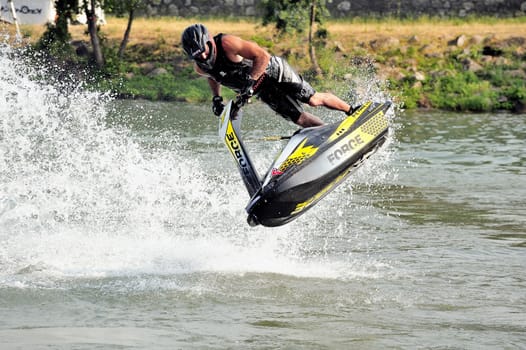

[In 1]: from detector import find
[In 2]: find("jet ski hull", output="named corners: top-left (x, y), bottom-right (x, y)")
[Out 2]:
top-left (219, 100), bottom-right (391, 227)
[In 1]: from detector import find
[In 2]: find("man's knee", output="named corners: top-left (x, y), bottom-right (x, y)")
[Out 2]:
top-left (308, 93), bottom-right (324, 107)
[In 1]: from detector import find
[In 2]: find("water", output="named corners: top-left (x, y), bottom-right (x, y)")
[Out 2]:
top-left (1, 43), bottom-right (526, 349)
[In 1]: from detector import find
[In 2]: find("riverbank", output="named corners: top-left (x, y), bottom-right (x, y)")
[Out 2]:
top-left (9, 17), bottom-right (526, 112)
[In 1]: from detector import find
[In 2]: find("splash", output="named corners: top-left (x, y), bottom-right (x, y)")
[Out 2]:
top-left (1, 45), bottom-right (175, 234)
top-left (0, 42), bottom-right (236, 283)
top-left (0, 41), bottom-right (397, 288)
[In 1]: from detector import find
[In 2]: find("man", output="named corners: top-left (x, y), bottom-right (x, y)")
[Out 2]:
top-left (181, 23), bottom-right (355, 127)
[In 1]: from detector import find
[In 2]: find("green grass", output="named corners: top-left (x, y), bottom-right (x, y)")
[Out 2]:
top-left (21, 16), bottom-right (526, 111)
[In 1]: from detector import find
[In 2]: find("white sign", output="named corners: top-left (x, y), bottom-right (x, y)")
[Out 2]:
top-left (0, 0), bottom-right (105, 25)
top-left (0, 0), bottom-right (55, 25)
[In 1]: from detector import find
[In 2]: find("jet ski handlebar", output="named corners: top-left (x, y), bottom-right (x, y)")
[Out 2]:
top-left (228, 93), bottom-right (250, 119)
top-left (233, 93), bottom-right (249, 109)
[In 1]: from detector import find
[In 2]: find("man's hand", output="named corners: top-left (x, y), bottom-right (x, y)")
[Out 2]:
top-left (212, 95), bottom-right (225, 116)
top-left (240, 73), bottom-right (266, 103)
top-left (241, 78), bottom-right (256, 99)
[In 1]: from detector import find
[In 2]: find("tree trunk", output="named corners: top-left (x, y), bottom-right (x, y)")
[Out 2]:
top-left (85, 0), bottom-right (104, 67)
top-left (54, 0), bottom-right (72, 42)
top-left (308, 0), bottom-right (322, 77)
top-left (118, 8), bottom-right (135, 58)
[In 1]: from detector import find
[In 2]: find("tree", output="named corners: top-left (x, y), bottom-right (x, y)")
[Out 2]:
top-left (54, 0), bottom-right (78, 42)
top-left (260, 0), bottom-right (330, 76)
top-left (308, 0), bottom-right (322, 76)
top-left (105, 0), bottom-right (144, 58)
top-left (82, 0), bottom-right (105, 67)
top-left (38, 0), bottom-right (78, 51)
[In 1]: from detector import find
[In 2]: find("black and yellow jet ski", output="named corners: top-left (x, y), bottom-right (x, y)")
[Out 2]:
top-left (219, 97), bottom-right (391, 227)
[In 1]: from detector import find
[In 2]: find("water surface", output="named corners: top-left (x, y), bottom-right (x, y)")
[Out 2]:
top-left (1, 44), bottom-right (525, 349)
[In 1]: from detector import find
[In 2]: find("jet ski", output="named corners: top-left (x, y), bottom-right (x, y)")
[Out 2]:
top-left (218, 96), bottom-right (391, 227)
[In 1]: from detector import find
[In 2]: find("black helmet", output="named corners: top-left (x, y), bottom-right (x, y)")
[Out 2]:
top-left (181, 24), bottom-right (215, 70)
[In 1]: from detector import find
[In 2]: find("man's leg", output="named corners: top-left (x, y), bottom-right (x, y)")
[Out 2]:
top-left (296, 111), bottom-right (324, 127)
top-left (308, 92), bottom-right (351, 114)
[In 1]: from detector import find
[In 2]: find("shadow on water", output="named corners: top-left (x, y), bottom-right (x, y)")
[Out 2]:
top-left (387, 109), bottom-right (526, 248)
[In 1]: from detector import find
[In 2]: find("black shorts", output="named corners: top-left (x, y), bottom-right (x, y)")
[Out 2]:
top-left (257, 56), bottom-right (316, 123)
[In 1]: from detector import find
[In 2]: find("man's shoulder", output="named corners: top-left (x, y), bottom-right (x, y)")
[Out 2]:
top-left (214, 33), bottom-right (224, 39)
top-left (220, 34), bottom-right (244, 49)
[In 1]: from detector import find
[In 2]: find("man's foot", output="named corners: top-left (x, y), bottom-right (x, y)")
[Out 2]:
top-left (346, 104), bottom-right (362, 116)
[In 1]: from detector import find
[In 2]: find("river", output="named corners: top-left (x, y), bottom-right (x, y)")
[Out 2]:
top-left (1, 43), bottom-right (525, 349)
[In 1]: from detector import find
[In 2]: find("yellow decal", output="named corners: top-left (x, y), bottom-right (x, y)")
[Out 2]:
top-left (327, 102), bottom-right (372, 143)
top-left (224, 121), bottom-right (238, 155)
top-left (292, 170), bottom-right (350, 215)
top-left (293, 109), bottom-right (388, 215)
top-left (361, 110), bottom-right (388, 136)
top-left (278, 139), bottom-right (318, 172)
top-left (326, 111), bottom-right (386, 165)
top-left (224, 121), bottom-right (255, 180)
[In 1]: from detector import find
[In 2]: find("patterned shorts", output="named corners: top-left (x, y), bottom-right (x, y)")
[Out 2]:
top-left (257, 56), bottom-right (316, 122)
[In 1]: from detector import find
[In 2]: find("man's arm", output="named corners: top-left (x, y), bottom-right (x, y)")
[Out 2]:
top-left (221, 35), bottom-right (271, 80)
top-left (194, 64), bottom-right (225, 116)
top-left (207, 77), bottom-right (221, 96)
top-left (195, 64), bottom-right (222, 96)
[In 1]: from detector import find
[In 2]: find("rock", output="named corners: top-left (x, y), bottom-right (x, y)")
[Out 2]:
top-left (387, 57), bottom-right (399, 66)
top-left (146, 5), bottom-right (158, 16)
top-left (512, 46), bottom-right (525, 58)
top-left (469, 35), bottom-right (484, 45)
top-left (245, 6), bottom-right (255, 16)
top-left (139, 62), bottom-right (155, 75)
top-left (139, 1), bottom-right (525, 19)
top-left (480, 56), bottom-right (495, 64)
top-left (414, 71), bottom-right (426, 81)
top-left (404, 58), bottom-right (418, 69)
top-left (514, 100), bottom-right (526, 113)
top-left (394, 71), bottom-right (406, 80)
top-left (504, 37), bottom-right (526, 47)
top-left (419, 44), bottom-right (443, 58)
top-left (483, 34), bottom-right (496, 45)
top-left (167, 4), bottom-right (179, 15)
top-left (494, 57), bottom-right (511, 66)
top-left (408, 35), bottom-right (419, 44)
top-left (418, 95), bottom-right (432, 109)
top-left (333, 41), bottom-right (346, 52)
top-left (463, 2), bottom-right (475, 11)
top-left (370, 37), bottom-right (400, 51)
top-left (337, 1), bottom-right (351, 12)
top-left (71, 40), bottom-right (90, 57)
top-left (412, 81), bottom-right (423, 90)
top-left (508, 69), bottom-right (526, 79)
top-left (462, 58), bottom-right (483, 72)
top-left (147, 67), bottom-right (168, 76)
top-left (374, 65), bottom-right (405, 81)
top-left (448, 34), bottom-right (468, 47)
top-left (481, 55), bottom-right (512, 66)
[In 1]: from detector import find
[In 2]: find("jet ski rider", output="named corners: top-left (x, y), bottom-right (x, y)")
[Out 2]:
top-left (181, 23), bottom-right (357, 127)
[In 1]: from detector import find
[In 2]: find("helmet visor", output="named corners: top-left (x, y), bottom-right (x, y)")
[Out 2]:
top-left (188, 47), bottom-right (205, 60)
top-left (193, 41), bottom-right (215, 70)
